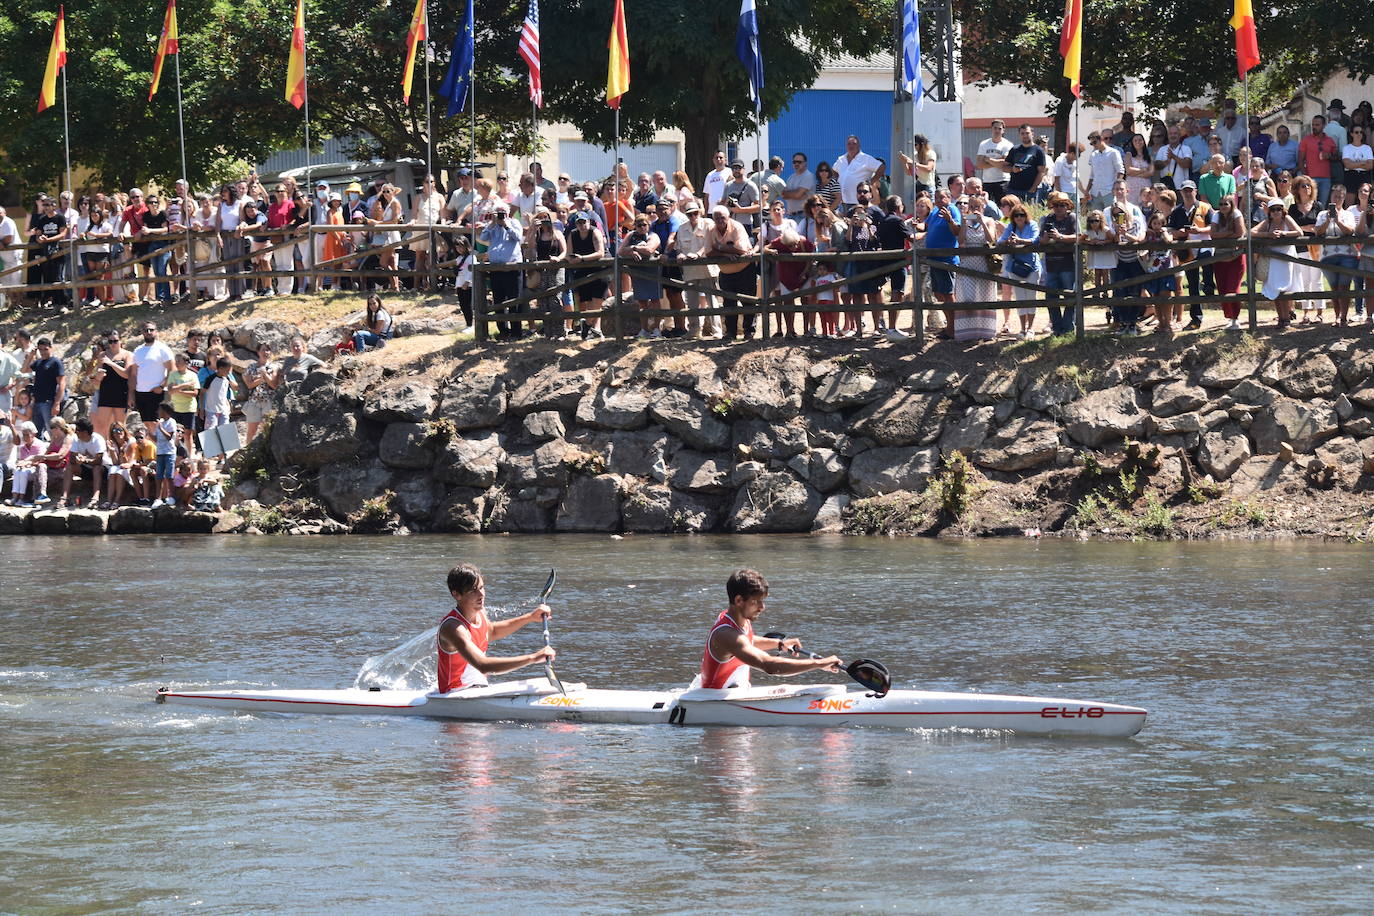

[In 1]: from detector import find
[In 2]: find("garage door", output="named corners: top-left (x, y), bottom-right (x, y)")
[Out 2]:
top-left (558, 141), bottom-right (679, 185)
top-left (769, 90), bottom-right (893, 174)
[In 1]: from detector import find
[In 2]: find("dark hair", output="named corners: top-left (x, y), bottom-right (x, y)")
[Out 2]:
top-left (215, 357), bottom-right (232, 370)
top-left (447, 563), bottom-right (483, 595)
top-left (727, 568), bottom-right (769, 604)
top-left (158, 402), bottom-right (174, 416)
top-left (884, 194), bottom-right (903, 214)
top-left (75, 416), bottom-right (94, 434)
top-left (36, 337), bottom-right (52, 347)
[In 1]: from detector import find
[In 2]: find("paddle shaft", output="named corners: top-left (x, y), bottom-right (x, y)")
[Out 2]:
top-left (536, 569), bottom-right (564, 695)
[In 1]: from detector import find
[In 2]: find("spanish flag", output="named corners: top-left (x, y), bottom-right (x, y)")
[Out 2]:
top-left (1059, 0), bottom-right (1082, 99)
top-left (401, 0), bottom-right (427, 105)
top-left (148, 0), bottom-right (179, 101)
top-left (606, 0), bottom-right (629, 109)
top-left (37, 6), bottom-right (67, 114)
top-left (285, 0), bottom-right (307, 109)
top-left (1230, 0), bottom-right (1260, 79)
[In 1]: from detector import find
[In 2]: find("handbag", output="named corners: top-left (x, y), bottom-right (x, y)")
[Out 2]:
top-left (1009, 257), bottom-right (1035, 278)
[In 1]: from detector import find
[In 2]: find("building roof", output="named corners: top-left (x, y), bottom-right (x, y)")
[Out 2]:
top-left (823, 50), bottom-right (895, 72)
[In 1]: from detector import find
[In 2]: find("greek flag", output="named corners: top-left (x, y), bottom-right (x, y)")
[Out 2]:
top-left (735, 0), bottom-right (763, 111)
top-left (902, 0), bottom-right (924, 110)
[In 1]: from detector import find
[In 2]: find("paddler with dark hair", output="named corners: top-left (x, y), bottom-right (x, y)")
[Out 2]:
top-left (437, 563), bottom-right (555, 693)
top-left (698, 568), bottom-right (841, 688)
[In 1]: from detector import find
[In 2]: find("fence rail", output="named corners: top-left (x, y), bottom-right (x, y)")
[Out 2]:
top-left (4, 228), bottom-right (1373, 345)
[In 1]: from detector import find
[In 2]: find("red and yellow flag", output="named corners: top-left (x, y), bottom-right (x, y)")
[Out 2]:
top-left (285, 0), bottom-right (307, 109)
top-left (400, 0), bottom-right (427, 104)
top-left (1230, 0), bottom-right (1260, 79)
top-left (606, 0), bottom-right (629, 109)
top-left (1059, 0), bottom-right (1082, 99)
top-left (148, 0), bottom-right (179, 101)
top-left (37, 6), bottom-right (67, 113)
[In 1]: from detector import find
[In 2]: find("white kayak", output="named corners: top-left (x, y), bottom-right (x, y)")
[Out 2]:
top-left (156, 678), bottom-right (1147, 737)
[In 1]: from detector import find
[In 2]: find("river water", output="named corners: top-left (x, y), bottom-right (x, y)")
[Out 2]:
top-left (1, 535), bottom-right (1370, 914)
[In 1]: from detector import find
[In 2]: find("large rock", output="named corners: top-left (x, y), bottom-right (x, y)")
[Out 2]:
top-left (439, 374), bottom-right (507, 430)
top-left (847, 446), bottom-right (938, 497)
top-left (523, 410), bottom-right (566, 442)
top-left (378, 422), bottom-right (436, 469)
top-left (848, 390), bottom-right (946, 447)
top-left (668, 451), bottom-right (733, 493)
top-left (811, 367), bottom-right (891, 412)
top-left (433, 488), bottom-right (487, 533)
top-left (621, 484), bottom-right (719, 533)
top-left (1200, 353), bottom-right (1265, 389)
top-left (575, 385), bottom-right (651, 430)
top-left (501, 439), bottom-right (570, 489)
top-left (109, 506), bottom-right (154, 534)
top-left (318, 459), bottom-right (394, 517)
top-left (66, 510), bottom-right (108, 535)
top-left (485, 496), bottom-right (552, 533)
top-left (1348, 387), bottom-right (1374, 410)
top-left (0, 510), bottom-right (30, 534)
top-left (1019, 374), bottom-right (1083, 412)
top-left (606, 428), bottom-right (673, 478)
top-left (973, 415), bottom-right (1060, 472)
top-left (1061, 386), bottom-right (1149, 447)
top-left (1337, 351), bottom-right (1374, 388)
top-left (906, 368), bottom-right (961, 392)
top-left (938, 406), bottom-right (994, 458)
top-left (1150, 380), bottom-right (1208, 417)
top-left (1249, 398), bottom-right (1339, 454)
top-left (1197, 422), bottom-right (1252, 481)
top-left (31, 511), bottom-right (69, 535)
top-left (965, 369), bottom-right (1019, 405)
top-left (392, 316), bottom-right (462, 337)
top-left (152, 509), bottom-right (220, 533)
top-left (1269, 353), bottom-right (1338, 400)
top-left (733, 421), bottom-right (808, 459)
top-left (232, 318), bottom-right (297, 353)
top-left (271, 384), bottom-right (365, 470)
top-left (808, 448), bottom-right (847, 493)
top-left (508, 366), bottom-right (596, 416)
top-left (648, 388), bottom-right (730, 451)
top-left (727, 471), bottom-right (823, 532)
top-left (363, 381), bottom-right (437, 423)
top-left (1228, 378), bottom-right (1279, 407)
top-left (390, 474), bottom-right (445, 522)
top-left (434, 431), bottom-right (505, 488)
top-left (556, 474), bottom-right (624, 532)
top-left (723, 351), bottom-right (809, 419)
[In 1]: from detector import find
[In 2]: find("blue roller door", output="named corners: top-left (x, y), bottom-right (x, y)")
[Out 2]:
top-left (769, 90), bottom-right (893, 173)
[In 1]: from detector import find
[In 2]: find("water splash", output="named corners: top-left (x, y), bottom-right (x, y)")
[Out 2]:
top-left (351, 604), bottom-right (534, 690)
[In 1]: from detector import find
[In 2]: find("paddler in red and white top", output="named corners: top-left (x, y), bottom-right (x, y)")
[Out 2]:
top-left (436, 563), bottom-right (556, 693)
top-left (698, 568), bottom-right (841, 689)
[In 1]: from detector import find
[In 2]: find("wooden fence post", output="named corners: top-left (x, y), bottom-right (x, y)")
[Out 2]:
top-left (912, 246), bottom-right (925, 341)
top-left (472, 263), bottom-right (488, 344)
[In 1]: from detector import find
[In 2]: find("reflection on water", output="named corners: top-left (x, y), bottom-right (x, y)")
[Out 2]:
top-left (1, 534), bottom-right (1372, 913)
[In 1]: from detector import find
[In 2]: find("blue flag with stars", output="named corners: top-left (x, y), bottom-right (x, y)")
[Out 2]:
top-left (439, 0), bottom-right (475, 117)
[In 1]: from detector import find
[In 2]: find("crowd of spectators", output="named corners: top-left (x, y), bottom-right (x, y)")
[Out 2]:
top-left (0, 322), bottom-right (323, 511)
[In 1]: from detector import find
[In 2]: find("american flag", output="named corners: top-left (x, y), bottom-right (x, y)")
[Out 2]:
top-left (518, 0), bottom-right (542, 108)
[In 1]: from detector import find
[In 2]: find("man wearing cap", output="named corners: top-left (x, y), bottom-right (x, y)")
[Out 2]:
top-left (569, 191), bottom-right (606, 235)
top-left (702, 151), bottom-right (731, 212)
top-left (1326, 99), bottom-right (1351, 132)
top-left (444, 168), bottom-right (476, 230)
top-left (721, 160), bottom-right (761, 231)
top-left (669, 200), bottom-right (720, 338)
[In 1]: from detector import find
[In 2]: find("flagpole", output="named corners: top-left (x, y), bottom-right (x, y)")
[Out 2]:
top-left (302, 47), bottom-right (314, 293)
top-left (1073, 94), bottom-right (1084, 339)
top-left (174, 50), bottom-right (195, 303)
top-left (1244, 71), bottom-right (1256, 332)
top-left (755, 108), bottom-right (766, 337)
top-left (60, 49), bottom-right (75, 310)
top-left (613, 107), bottom-right (622, 339)
top-left (423, 0), bottom-right (435, 293)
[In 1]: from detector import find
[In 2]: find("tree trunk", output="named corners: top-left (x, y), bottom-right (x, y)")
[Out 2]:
top-left (682, 79), bottom-right (722, 190)
top-left (1051, 93), bottom-right (1074, 156)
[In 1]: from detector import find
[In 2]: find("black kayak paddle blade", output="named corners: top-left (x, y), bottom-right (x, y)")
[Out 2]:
top-left (846, 658), bottom-right (891, 698)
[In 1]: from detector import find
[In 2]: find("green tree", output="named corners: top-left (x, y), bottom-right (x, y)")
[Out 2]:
top-left (538, 0), bottom-right (892, 184)
top-left (953, 0), bottom-right (1239, 150)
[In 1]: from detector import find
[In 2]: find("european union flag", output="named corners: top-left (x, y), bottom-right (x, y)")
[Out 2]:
top-left (439, 0), bottom-right (475, 117)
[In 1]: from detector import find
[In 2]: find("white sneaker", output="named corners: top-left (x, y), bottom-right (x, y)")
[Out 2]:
top-left (150, 498), bottom-right (165, 509)
top-left (884, 328), bottom-right (908, 342)
top-left (1228, 319), bottom-right (1241, 330)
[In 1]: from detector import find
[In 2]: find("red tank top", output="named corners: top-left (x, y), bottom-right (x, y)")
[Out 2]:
top-left (699, 611), bottom-right (753, 689)
top-left (436, 607), bottom-right (490, 693)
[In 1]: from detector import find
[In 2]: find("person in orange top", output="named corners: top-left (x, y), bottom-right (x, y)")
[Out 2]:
top-left (436, 564), bottom-right (555, 694)
top-left (698, 569), bottom-right (840, 689)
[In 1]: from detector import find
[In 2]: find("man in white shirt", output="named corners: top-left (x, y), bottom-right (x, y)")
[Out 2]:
top-left (62, 416), bottom-right (109, 508)
top-left (0, 206), bottom-right (18, 310)
top-left (834, 135), bottom-right (884, 207)
top-left (1085, 131), bottom-right (1124, 211)
top-left (1050, 144), bottom-right (1083, 202)
top-left (1215, 111), bottom-right (1247, 164)
top-left (444, 168), bottom-right (476, 225)
top-left (703, 150), bottom-right (731, 211)
top-left (511, 173), bottom-right (541, 220)
top-left (1153, 124), bottom-right (1193, 190)
top-left (976, 120), bottom-right (1014, 201)
top-left (130, 321), bottom-right (175, 438)
top-left (781, 152), bottom-right (815, 217)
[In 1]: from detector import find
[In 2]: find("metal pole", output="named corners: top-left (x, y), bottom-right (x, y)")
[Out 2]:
top-left (912, 243), bottom-right (925, 339)
top-left (175, 51), bottom-right (196, 302)
top-left (424, 2), bottom-right (436, 294)
top-left (613, 107), bottom-right (623, 339)
top-left (1244, 72), bottom-right (1257, 332)
top-left (755, 107), bottom-right (767, 339)
top-left (302, 40), bottom-right (314, 294)
top-left (1073, 95), bottom-right (1084, 339)
top-left (61, 57), bottom-right (77, 311)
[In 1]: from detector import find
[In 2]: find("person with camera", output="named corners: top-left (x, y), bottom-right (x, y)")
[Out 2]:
top-left (1315, 185), bottom-right (1359, 325)
top-left (720, 160), bottom-right (762, 235)
top-left (479, 204), bottom-right (526, 340)
top-left (1104, 180), bottom-right (1148, 335)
